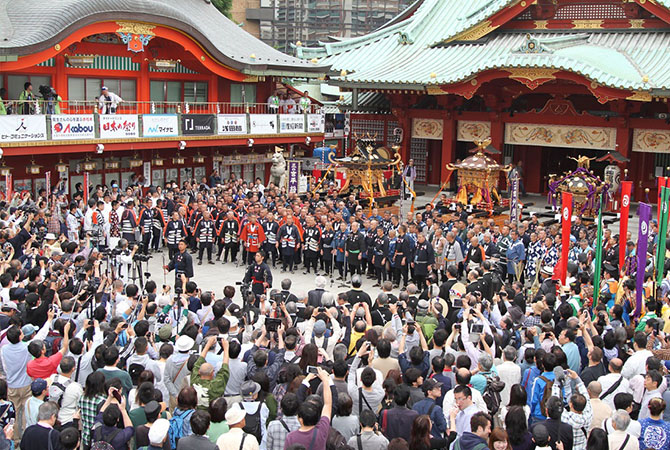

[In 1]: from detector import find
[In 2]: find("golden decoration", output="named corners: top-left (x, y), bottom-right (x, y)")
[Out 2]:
top-left (311, 58), bottom-right (319, 64)
top-left (471, 79), bottom-right (478, 85)
top-left (627, 91), bottom-right (652, 102)
top-left (296, 41), bottom-right (303, 47)
top-left (115, 21), bottom-right (156, 36)
top-left (200, 55), bottom-right (205, 61)
top-left (642, 75), bottom-right (649, 83)
top-left (507, 68), bottom-right (557, 89)
top-left (250, 53), bottom-right (256, 59)
top-left (54, 44), bottom-right (61, 51)
top-left (591, 81), bottom-right (599, 89)
top-left (521, 0), bottom-right (526, 6)
top-left (449, 20), bottom-right (496, 42)
top-left (426, 86), bottom-right (446, 95)
top-left (534, 20), bottom-right (549, 30)
top-left (571, 19), bottom-right (604, 29)
top-left (242, 75), bottom-right (259, 82)
top-left (629, 19), bottom-right (645, 28)
top-left (430, 72), bottom-right (437, 79)
top-left (340, 70), bottom-right (348, 77)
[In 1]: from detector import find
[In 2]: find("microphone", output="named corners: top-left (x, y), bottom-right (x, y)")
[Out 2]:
top-left (553, 366), bottom-right (566, 383)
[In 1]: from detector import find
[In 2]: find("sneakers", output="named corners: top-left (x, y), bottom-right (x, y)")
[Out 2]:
top-left (198, 261), bottom-right (202, 265)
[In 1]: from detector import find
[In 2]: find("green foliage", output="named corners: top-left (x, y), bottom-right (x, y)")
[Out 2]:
top-left (211, 0), bottom-right (232, 19)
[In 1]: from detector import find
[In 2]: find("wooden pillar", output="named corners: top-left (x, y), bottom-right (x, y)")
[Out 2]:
top-left (441, 116), bottom-right (455, 184)
top-left (138, 60), bottom-right (150, 114)
top-left (54, 54), bottom-right (67, 103)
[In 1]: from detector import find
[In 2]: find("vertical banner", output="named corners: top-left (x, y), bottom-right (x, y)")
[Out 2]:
top-left (510, 173), bottom-right (519, 225)
top-left (83, 172), bottom-right (89, 205)
top-left (658, 176), bottom-right (667, 223)
top-left (5, 174), bottom-right (12, 200)
top-left (45, 171), bottom-right (51, 209)
top-left (636, 203), bottom-right (651, 317)
top-left (287, 161), bottom-right (300, 194)
top-left (560, 192), bottom-right (573, 285)
top-left (656, 186), bottom-right (669, 284)
top-left (593, 193), bottom-right (605, 305)
top-left (618, 181), bottom-right (632, 273)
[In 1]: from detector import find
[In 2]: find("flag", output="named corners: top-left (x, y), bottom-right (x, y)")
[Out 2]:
top-left (593, 193), bottom-right (605, 305)
top-left (656, 186), bottom-right (670, 284)
top-left (619, 181), bottom-right (632, 273)
top-left (83, 172), bottom-right (89, 204)
top-left (636, 203), bottom-right (651, 318)
top-left (45, 171), bottom-right (51, 209)
top-left (5, 174), bottom-right (12, 201)
top-left (560, 192), bottom-right (572, 285)
top-left (658, 176), bottom-right (668, 223)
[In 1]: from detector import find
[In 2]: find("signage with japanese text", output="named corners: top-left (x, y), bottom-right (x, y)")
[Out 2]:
top-left (142, 114), bottom-right (179, 137)
top-left (217, 114), bottom-right (248, 135)
top-left (51, 115), bottom-right (95, 140)
top-left (280, 114), bottom-right (305, 134)
top-left (307, 114), bottom-right (325, 133)
top-left (100, 114), bottom-right (139, 139)
top-left (0, 115), bottom-right (47, 142)
top-left (182, 114), bottom-right (215, 136)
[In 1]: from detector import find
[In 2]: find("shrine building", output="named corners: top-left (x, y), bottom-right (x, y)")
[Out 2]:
top-left (298, 0), bottom-right (670, 200)
top-left (0, 0), bottom-right (328, 193)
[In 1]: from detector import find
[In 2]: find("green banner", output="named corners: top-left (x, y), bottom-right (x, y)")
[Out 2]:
top-left (593, 193), bottom-right (604, 306)
top-left (656, 186), bottom-right (669, 284)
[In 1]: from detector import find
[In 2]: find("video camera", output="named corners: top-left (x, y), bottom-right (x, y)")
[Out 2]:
top-left (38, 85), bottom-right (57, 100)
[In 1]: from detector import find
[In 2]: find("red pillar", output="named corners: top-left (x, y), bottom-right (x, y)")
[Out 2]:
top-left (138, 61), bottom-right (150, 113)
top-left (441, 117), bottom-right (455, 184)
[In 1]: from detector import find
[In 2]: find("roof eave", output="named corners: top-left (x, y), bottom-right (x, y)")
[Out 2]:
top-left (329, 80), bottom-right (427, 91)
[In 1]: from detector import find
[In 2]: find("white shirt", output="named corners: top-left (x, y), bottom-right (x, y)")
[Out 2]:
top-left (216, 427), bottom-right (259, 450)
top-left (57, 380), bottom-right (83, 425)
top-left (621, 349), bottom-right (653, 379)
top-left (603, 416), bottom-right (641, 438)
top-left (607, 429), bottom-right (640, 450)
top-left (638, 388), bottom-right (665, 420)
top-left (597, 373), bottom-right (631, 409)
top-left (442, 387), bottom-right (487, 424)
top-left (497, 361), bottom-right (521, 407)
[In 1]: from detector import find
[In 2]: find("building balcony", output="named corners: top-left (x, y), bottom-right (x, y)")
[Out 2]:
top-left (0, 100), bottom-right (325, 147)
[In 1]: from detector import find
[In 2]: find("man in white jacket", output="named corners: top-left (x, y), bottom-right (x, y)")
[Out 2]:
top-left (98, 86), bottom-right (123, 114)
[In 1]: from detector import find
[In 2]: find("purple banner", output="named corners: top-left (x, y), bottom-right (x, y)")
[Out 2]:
top-left (636, 202), bottom-right (651, 317)
top-left (287, 160), bottom-right (300, 194)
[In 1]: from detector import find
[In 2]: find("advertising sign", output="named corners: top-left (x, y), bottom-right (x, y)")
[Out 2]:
top-left (142, 114), bottom-right (179, 137)
top-left (51, 115), bottom-right (95, 140)
top-left (280, 114), bottom-right (305, 134)
top-left (100, 114), bottom-right (139, 139)
top-left (217, 114), bottom-right (248, 135)
top-left (0, 115), bottom-right (47, 142)
top-left (249, 114), bottom-right (277, 134)
top-left (182, 114), bottom-right (215, 136)
top-left (307, 114), bottom-right (325, 133)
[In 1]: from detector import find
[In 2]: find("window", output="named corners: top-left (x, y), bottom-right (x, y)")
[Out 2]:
top-left (68, 77), bottom-right (136, 102)
top-left (150, 80), bottom-right (184, 112)
top-left (230, 84), bottom-right (257, 104)
top-left (184, 82), bottom-right (207, 103)
top-left (7, 75), bottom-right (51, 100)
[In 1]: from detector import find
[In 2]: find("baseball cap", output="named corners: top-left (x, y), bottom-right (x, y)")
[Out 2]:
top-left (158, 324), bottom-right (173, 341)
top-left (31, 378), bottom-right (47, 395)
top-left (22, 324), bottom-right (37, 338)
top-left (101, 86), bottom-right (108, 91)
top-left (423, 378), bottom-right (443, 393)
top-left (241, 381), bottom-right (261, 400)
top-left (313, 319), bottom-right (327, 335)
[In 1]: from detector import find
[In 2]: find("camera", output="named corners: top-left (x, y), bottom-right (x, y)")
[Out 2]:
top-left (470, 323), bottom-right (484, 334)
top-left (18, 204), bottom-right (38, 214)
top-left (307, 365), bottom-right (319, 374)
top-left (318, 307), bottom-right (326, 313)
top-left (407, 320), bottom-right (415, 335)
top-left (265, 317), bottom-right (282, 332)
top-left (134, 253), bottom-right (152, 262)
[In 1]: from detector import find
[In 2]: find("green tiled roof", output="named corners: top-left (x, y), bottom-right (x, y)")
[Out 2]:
top-left (299, 0), bottom-right (670, 91)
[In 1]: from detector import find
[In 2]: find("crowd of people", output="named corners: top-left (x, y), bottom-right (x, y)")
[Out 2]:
top-left (0, 172), bottom-right (668, 450)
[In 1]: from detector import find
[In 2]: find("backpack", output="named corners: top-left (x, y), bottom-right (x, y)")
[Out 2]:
top-left (482, 373), bottom-right (505, 415)
top-left (90, 424), bottom-right (121, 450)
top-left (538, 375), bottom-right (554, 418)
top-left (168, 409), bottom-right (194, 449)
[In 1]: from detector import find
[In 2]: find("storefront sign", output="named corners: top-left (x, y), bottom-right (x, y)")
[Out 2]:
top-left (457, 121), bottom-right (491, 142)
top-left (100, 114), bottom-right (139, 139)
top-left (632, 128), bottom-right (670, 153)
top-left (307, 114), bottom-right (325, 133)
top-left (288, 160), bottom-right (300, 193)
top-left (505, 123), bottom-right (616, 150)
top-left (0, 115), bottom-right (47, 142)
top-left (217, 114), bottom-right (248, 135)
top-left (280, 114), bottom-right (305, 134)
top-left (412, 118), bottom-right (443, 140)
top-left (182, 114), bottom-right (215, 136)
top-left (249, 114), bottom-right (277, 134)
top-left (51, 115), bottom-right (95, 140)
top-left (142, 114), bottom-right (179, 137)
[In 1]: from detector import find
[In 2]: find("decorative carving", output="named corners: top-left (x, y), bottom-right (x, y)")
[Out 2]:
top-left (507, 68), bottom-right (557, 89)
top-left (629, 19), bottom-right (645, 27)
top-left (534, 20), bottom-right (549, 29)
top-left (627, 91), bottom-right (653, 102)
top-left (505, 123), bottom-right (617, 150)
top-left (633, 128), bottom-right (670, 153)
top-left (457, 121), bottom-right (491, 142)
top-left (116, 22), bottom-right (155, 53)
top-left (537, 97), bottom-right (582, 116)
top-left (412, 118), bottom-right (444, 140)
top-left (515, 34), bottom-right (553, 53)
top-left (451, 20), bottom-right (495, 42)
top-left (571, 19), bottom-right (604, 29)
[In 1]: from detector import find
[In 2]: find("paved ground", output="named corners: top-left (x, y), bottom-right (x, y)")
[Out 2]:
top-left (142, 185), bottom-right (641, 303)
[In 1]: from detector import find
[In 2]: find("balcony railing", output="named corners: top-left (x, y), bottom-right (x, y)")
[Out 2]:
top-left (2, 99), bottom-right (323, 116)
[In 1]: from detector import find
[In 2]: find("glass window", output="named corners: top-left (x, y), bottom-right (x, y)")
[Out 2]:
top-left (120, 80), bottom-right (136, 101)
top-left (166, 82), bottom-right (181, 103)
top-left (8, 75), bottom-right (28, 100)
top-left (184, 82), bottom-right (207, 103)
top-left (68, 78), bottom-right (86, 101)
top-left (230, 84), bottom-right (256, 104)
top-left (85, 78), bottom-right (102, 101)
top-left (150, 81), bottom-right (164, 102)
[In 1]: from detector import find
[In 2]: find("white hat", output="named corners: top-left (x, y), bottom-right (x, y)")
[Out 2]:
top-left (225, 404), bottom-right (246, 425)
top-left (225, 315), bottom-right (239, 328)
top-left (148, 418), bottom-right (170, 445)
top-left (175, 335), bottom-right (195, 353)
top-left (540, 266), bottom-right (554, 276)
top-left (45, 233), bottom-right (57, 240)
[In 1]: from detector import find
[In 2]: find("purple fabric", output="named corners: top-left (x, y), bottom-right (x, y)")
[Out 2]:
top-left (636, 202), bottom-right (651, 318)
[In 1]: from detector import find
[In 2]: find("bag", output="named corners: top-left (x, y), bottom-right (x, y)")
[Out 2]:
top-left (482, 374), bottom-right (505, 415)
top-left (51, 380), bottom-right (69, 407)
top-left (168, 409), bottom-right (194, 449)
top-left (242, 403), bottom-right (263, 444)
top-left (90, 424), bottom-right (121, 450)
top-left (538, 375), bottom-right (554, 418)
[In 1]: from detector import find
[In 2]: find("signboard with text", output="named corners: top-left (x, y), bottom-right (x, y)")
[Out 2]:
top-left (280, 114), bottom-right (305, 134)
top-left (100, 114), bottom-right (139, 139)
top-left (142, 114), bottom-right (179, 137)
top-left (249, 114), bottom-right (277, 134)
top-left (0, 115), bottom-right (47, 142)
top-left (182, 114), bottom-right (215, 136)
top-left (307, 114), bottom-right (325, 133)
top-left (217, 114), bottom-right (248, 135)
top-left (51, 115), bottom-right (95, 140)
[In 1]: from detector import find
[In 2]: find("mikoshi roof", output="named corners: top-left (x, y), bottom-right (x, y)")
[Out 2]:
top-left (297, 0), bottom-right (670, 91)
top-left (0, 0), bottom-right (328, 77)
